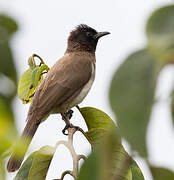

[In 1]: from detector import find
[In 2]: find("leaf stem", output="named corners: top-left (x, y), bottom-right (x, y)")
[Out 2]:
top-left (32, 54), bottom-right (45, 65)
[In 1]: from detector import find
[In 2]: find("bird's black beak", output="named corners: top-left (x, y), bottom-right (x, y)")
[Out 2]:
top-left (94, 31), bottom-right (110, 39)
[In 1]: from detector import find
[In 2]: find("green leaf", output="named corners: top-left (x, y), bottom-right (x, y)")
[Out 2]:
top-left (0, 15), bottom-right (18, 44)
top-left (78, 130), bottom-right (132, 180)
top-left (28, 56), bottom-right (36, 70)
top-left (15, 152), bottom-right (36, 180)
top-left (0, 160), bottom-right (5, 180)
top-left (109, 49), bottom-right (160, 157)
top-left (78, 149), bottom-right (101, 180)
top-left (78, 149), bottom-right (134, 180)
top-left (78, 107), bottom-right (144, 180)
top-left (17, 66), bottom-right (45, 104)
top-left (0, 42), bottom-right (17, 84)
top-left (28, 146), bottom-right (55, 180)
top-left (79, 107), bottom-right (115, 130)
top-left (85, 128), bottom-right (110, 146)
top-left (31, 64), bottom-right (49, 88)
top-left (0, 94), bottom-right (18, 155)
top-left (131, 160), bottom-right (144, 180)
top-left (79, 107), bottom-right (120, 146)
top-left (18, 61), bottom-right (49, 104)
top-left (0, 14), bottom-right (18, 36)
top-left (0, 15), bottom-right (18, 86)
top-left (15, 146), bottom-right (55, 180)
top-left (150, 166), bottom-right (174, 180)
top-left (31, 66), bottom-right (40, 88)
top-left (146, 5), bottom-right (174, 63)
top-left (17, 68), bottom-right (35, 104)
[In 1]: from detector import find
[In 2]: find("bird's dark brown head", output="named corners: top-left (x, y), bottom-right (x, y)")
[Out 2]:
top-left (66, 24), bottom-right (110, 53)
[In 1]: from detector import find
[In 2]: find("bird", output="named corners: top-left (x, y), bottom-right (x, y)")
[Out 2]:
top-left (7, 24), bottom-right (110, 172)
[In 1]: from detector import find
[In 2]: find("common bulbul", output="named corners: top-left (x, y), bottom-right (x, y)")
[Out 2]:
top-left (7, 24), bottom-right (110, 172)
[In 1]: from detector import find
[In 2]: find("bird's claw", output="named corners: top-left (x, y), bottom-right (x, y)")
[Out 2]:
top-left (62, 123), bottom-right (79, 135)
top-left (62, 110), bottom-right (74, 121)
top-left (66, 110), bottom-right (74, 119)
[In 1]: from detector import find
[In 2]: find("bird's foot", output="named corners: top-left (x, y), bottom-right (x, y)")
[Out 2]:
top-left (61, 110), bottom-right (76, 135)
top-left (62, 110), bottom-right (74, 121)
top-left (62, 123), bottom-right (79, 135)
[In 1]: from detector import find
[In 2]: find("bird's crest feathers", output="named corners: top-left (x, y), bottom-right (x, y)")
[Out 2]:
top-left (71, 24), bottom-right (97, 34)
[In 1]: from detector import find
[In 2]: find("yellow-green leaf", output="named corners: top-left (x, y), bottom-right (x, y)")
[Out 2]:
top-left (131, 160), bottom-right (144, 180)
top-left (15, 152), bottom-right (36, 180)
top-left (28, 56), bottom-right (36, 70)
top-left (0, 160), bottom-right (5, 180)
top-left (18, 62), bottom-right (49, 104)
top-left (17, 68), bottom-right (35, 104)
top-left (31, 64), bottom-right (49, 88)
top-left (28, 146), bottom-right (55, 180)
top-left (0, 95), bottom-right (18, 155)
top-left (15, 146), bottom-right (55, 180)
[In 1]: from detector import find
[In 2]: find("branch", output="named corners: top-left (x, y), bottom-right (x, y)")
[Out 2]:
top-left (54, 127), bottom-right (87, 180)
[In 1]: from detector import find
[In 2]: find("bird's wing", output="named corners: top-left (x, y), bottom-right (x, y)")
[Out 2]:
top-left (27, 53), bottom-right (93, 120)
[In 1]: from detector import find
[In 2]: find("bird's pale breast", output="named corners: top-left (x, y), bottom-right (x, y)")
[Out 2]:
top-left (67, 62), bottom-right (95, 109)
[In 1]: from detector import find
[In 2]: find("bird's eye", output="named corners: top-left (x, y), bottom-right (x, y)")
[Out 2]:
top-left (86, 32), bottom-right (92, 37)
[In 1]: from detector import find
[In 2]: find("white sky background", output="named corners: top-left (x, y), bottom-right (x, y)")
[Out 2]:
top-left (1, 0), bottom-right (174, 179)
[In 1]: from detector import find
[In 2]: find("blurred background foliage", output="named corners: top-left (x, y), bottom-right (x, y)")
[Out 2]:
top-left (109, 4), bottom-right (174, 180)
top-left (1, 3), bottom-right (174, 180)
top-left (0, 14), bottom-right (18, 179)
top-left (78, 4), bottom-right (174, 180)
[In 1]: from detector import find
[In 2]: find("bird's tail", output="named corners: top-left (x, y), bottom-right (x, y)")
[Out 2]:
top-left (7, 119), bottom-right (41, 172)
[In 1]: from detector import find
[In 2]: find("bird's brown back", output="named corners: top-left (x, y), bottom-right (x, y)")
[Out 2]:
top-left (27, 51), bottom-right (96, 122)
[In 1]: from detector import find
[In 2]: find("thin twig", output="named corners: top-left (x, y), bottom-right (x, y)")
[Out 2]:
top-left (77, 155), bottom-right (87, 161)
top-left (55, 140), bottom-right (69, 150)
top-left (57, 170), bottom-right (74, 180)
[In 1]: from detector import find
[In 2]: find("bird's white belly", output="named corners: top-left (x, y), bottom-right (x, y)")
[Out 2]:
top-left (68, 63), bottom-right (95, 109)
